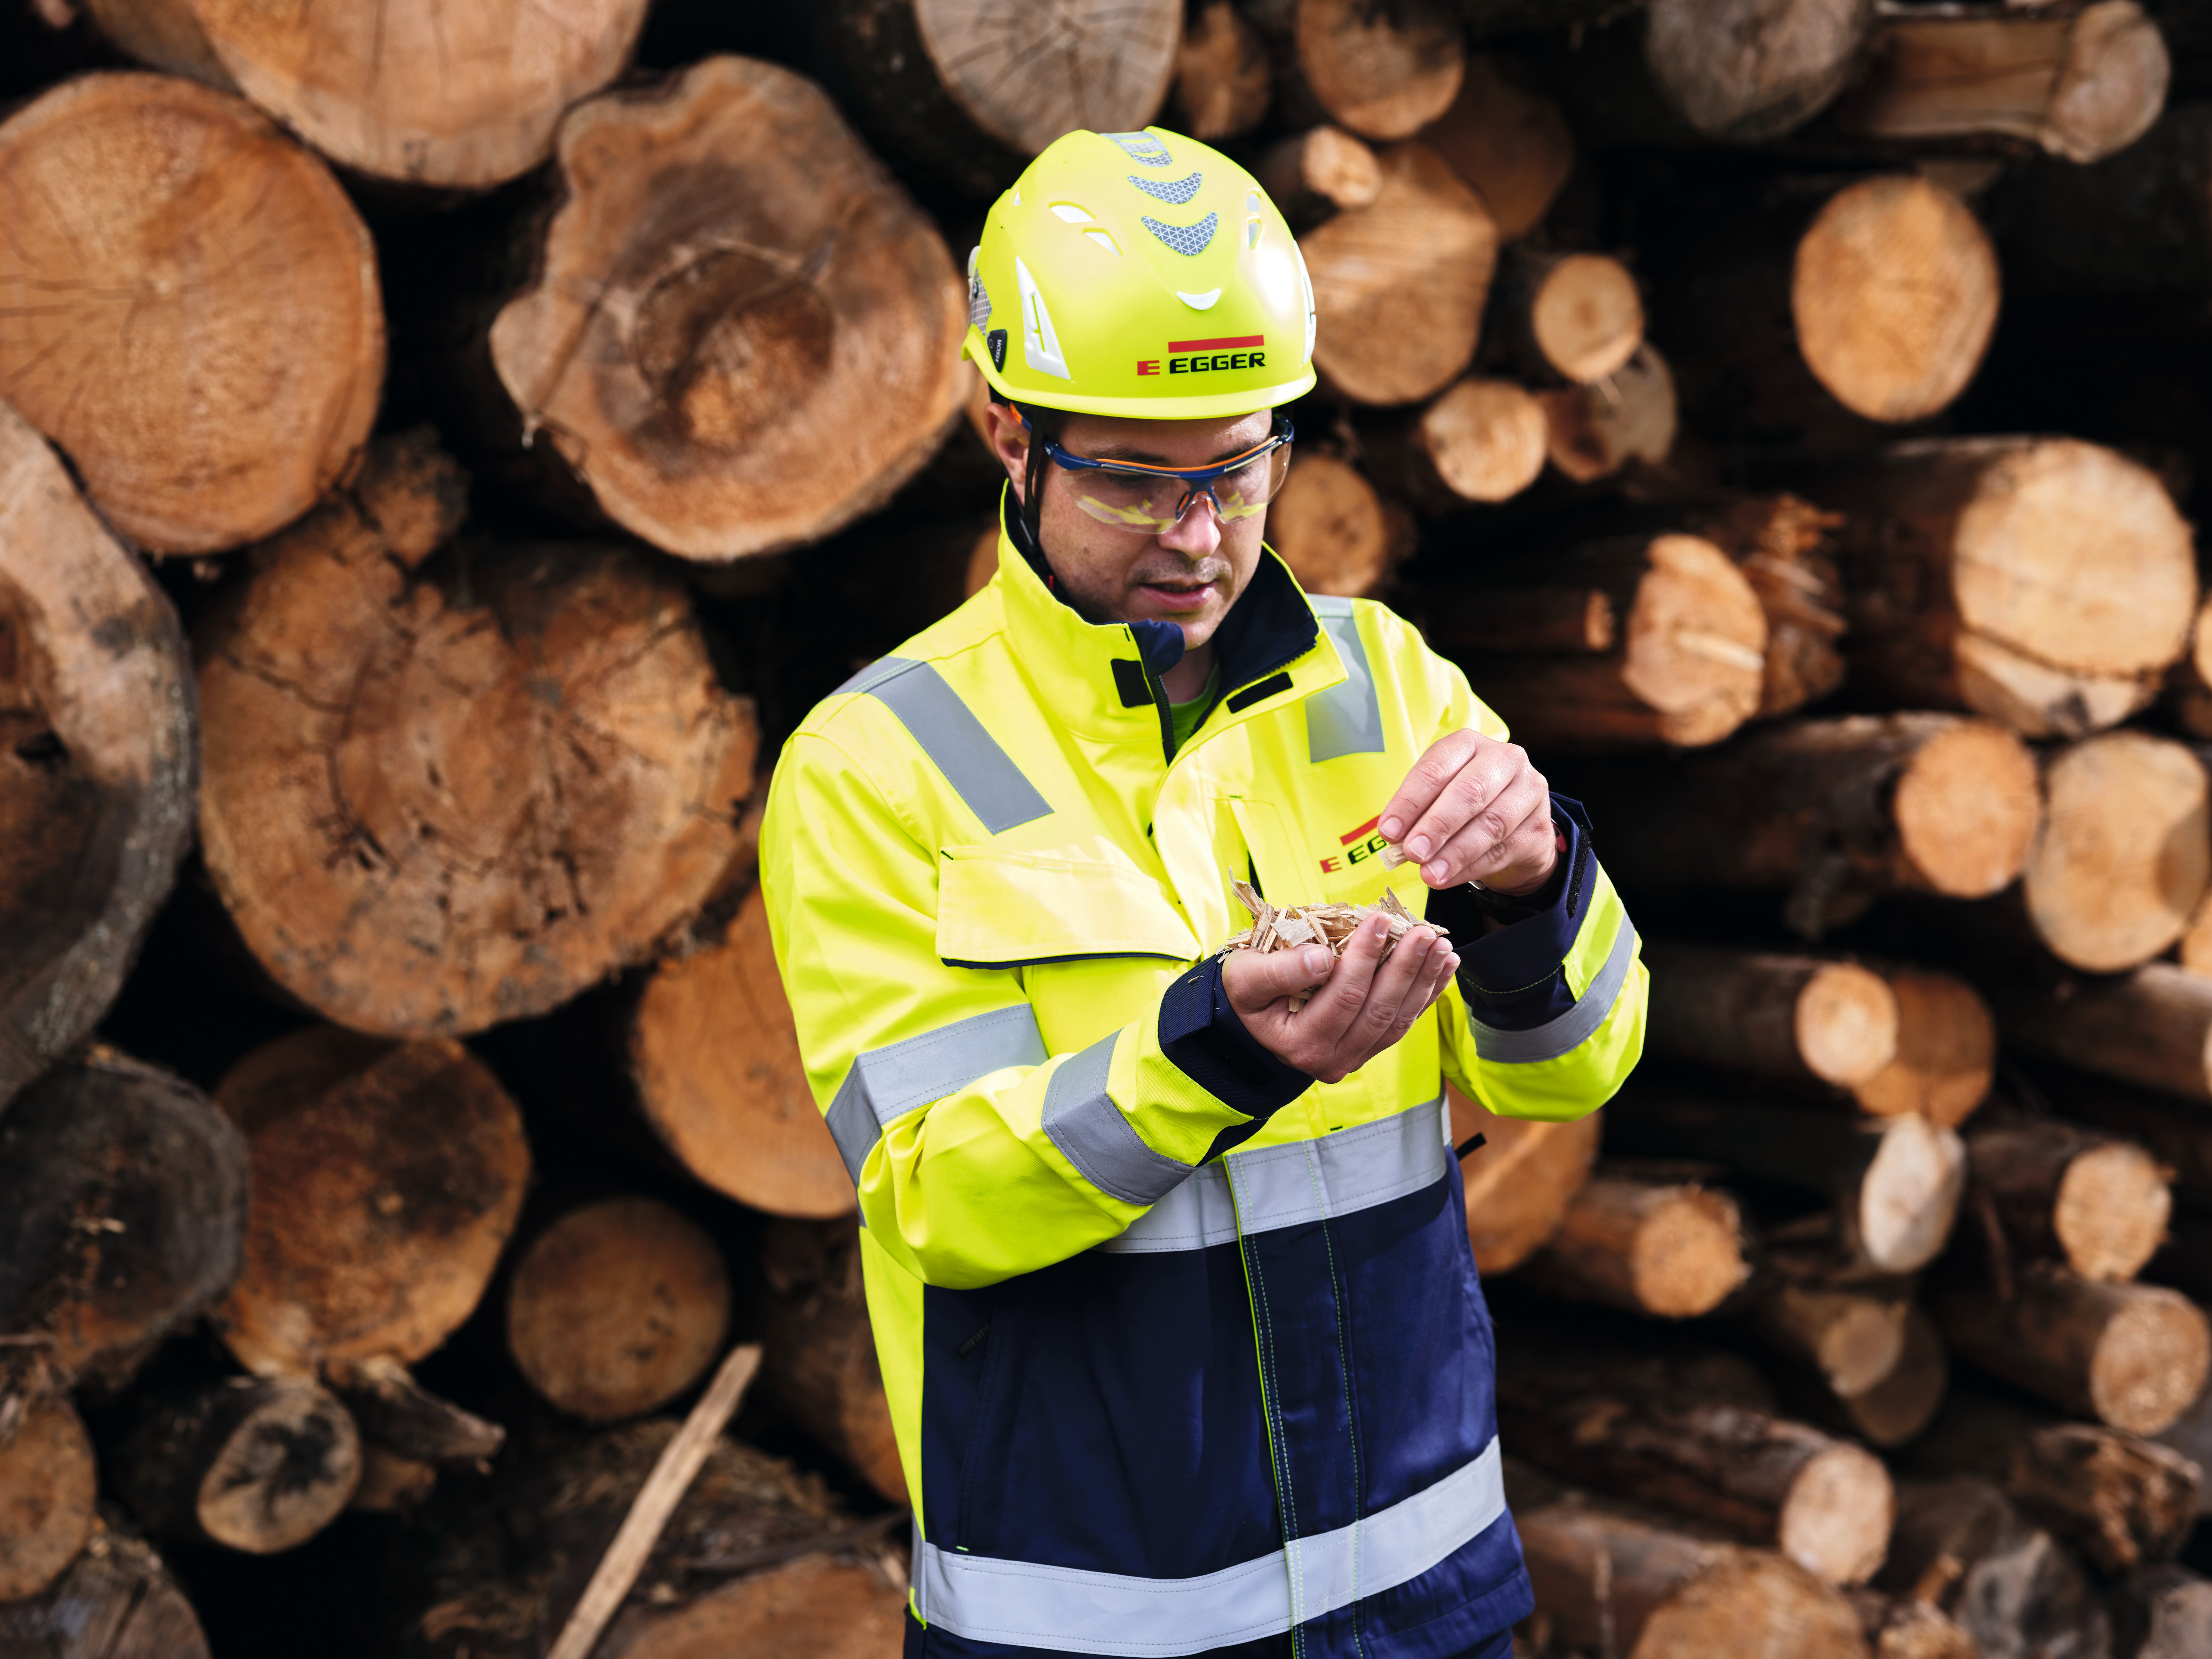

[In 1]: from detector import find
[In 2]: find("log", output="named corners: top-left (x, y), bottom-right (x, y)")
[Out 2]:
top-left (0, 1519), bottom-right (212, 1659)
top-left (337, 1354), bottom-right (506, 1469)
top-left (1264, 452), bottom-right (1408, 598)
top-left (1418, 52), bottom-right (1576, 241)
top-left (1295, 0), bottom-right (1464, 141)
top-left (1851, 969), bottom-right (1995, 1131)
top-left (1255, 126), bottom-right (1383, 226)
top-left (507, 1197), bottom-right (732, 1425)
top-left (759, 1219), bottom-right (907, 1505)
top-left (1608, 1091), bottom-right (1967, 1275)
top-left (0, 1395), bottom-right (96, 1601)
top-left (1434, 533), bottom-right (1768, 750)
top-left (2172, 599), bottom-right (2212, 742)
top-left (210, 1026), bottom-right (532, 1383)
top-left (111, 1375), bottom-right (361, 1554)
top-left (351, 1446), bottom-right (440, 1515)
top-left (1932, 1264), bottom-right (2210, 1435)
top-left (1498, 246), bottom-right (1645, 387)
top-left (1995, 964), bottom-right (2212, 1104)
top-left (1837, 0), bottom-right (2169, 166)
top-left (0, 402), bottom-right (194, 1109)
top-left (1826, 437), bottom-right (2198, 739)
top-left (2150, 1380), bottom-right (2212, 1517)
top-left (1985, 101), bottom-right (2212, 296)
top-left (1686, 493), bottom-right (1846, 721)
top-left (1537, 340), bottom-right (1681, 482)
top-left (630, 887), bottom-right (857, 1220)
top-left (1879, 1478), bottom-right (2112, 1659)
top-left (2024, 730), bottom-right (2209, 973)
top-left (590, 1556), bottom-right (910, 1659)
top-left (196, 432), bottom-right (760, 1037)
top-left (1641, 941), bottom-right (1901, 1095)
top-left (1808, 1304), bottom-right (1950, 1450)
top-left (1377, 377), bottom-right (1550, 509)
top-left (1846, 1593), bottom-right (1979, 1659)
top-left (1967, 1123), bottom-right (2172, 1285)
top-left (1577, 714), bottom-right (2041, 935)
top-left (1450, 1083), bottom-right (1601, 1275)
top-left (0, 1052), bottom-right (248, 1393)
top-left (1753, 1278), bottom-right (1911, 1401)
top-left (80, 0), bottom-right (231, 86)
top-left (489, 56), bottom-right (969, 561)
top-left (1516, 1173), bottom-right (1751, 1318)
top-left (1174, 0), bottom-right (1271, 141)
top-left (1645, 0), bottom-right (1878, 143)
top-left (0, 72), bottom-right (381, 552)
top-left (1302, 141), bottom-right (1500, 405)
top-left (2113, 1564), bottom-right (2212, 1659)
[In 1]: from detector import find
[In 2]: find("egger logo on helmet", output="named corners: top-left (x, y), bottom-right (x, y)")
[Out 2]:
top-left (963, 128), bottom-right (1318, 421)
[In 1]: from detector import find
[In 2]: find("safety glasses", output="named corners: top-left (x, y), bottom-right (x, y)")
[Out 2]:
top-left (1026, 413), bottom-right (1296, 535)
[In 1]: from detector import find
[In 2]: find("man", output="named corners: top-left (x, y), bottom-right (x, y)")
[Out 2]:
top-left (761, 127), bottom-right (1645, 1659)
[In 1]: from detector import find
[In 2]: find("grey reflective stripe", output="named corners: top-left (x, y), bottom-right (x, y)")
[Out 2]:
top-left (1472, 920), bottom-right (1639, 1064)
top-left (836, 656), bottom-right (1052, 835)
top-left (912, 1436), bottom-right (1506, 1656)
top-left (826, 1005), bottom-right (1048, 1181)
top-left (1042, 1034), bottom-right (1193, 1206)
top-left (1305, 598), bottom-right (1385, 763)
top-left (1102, 1095), bottom-right (1447, 1254)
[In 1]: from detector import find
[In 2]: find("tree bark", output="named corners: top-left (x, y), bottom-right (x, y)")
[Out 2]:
top-left (1417, 52), bottom-right (1575, 240)
top-left (1995, 964), bottom-right (2212, 1104)
top-left (111, 1375), bottom-right (361, 1554)
top-left (1496, 245), bottom-right (1645, 386)
top-left (1517, 1173), bottom-right (1751, 1318)
top-left (1264, 452), bottom-right (1410, 598)
top-left (2150, 1376), bottom-right (2212, 1518)
top-left (1850, 968), bottom-right (1995, 1130)
top-left (1537, 340), bottom-right (1680, 482)
top-left (630, 887), bottom-right (857, 1220)
top-left (1644, 0), bottom-right (1878, 143)
top-left (0, 1518), bottom-right (211, 1659)
top-left (1643, 941), bottom-right (1901, 1094)
top-left (1173, 1), bottom-right (1272, 141)
top-left (1295, 0), bottom-right (1464, 140)
top-left (0, 1395), bottom-right (96, 1601)
top-left (210, 1026), bottom-right (532, 1383)
top-left (0, 402), bottom-right (194, 1111)
top-left (507, 1196), bottom-right (732, 1425)
top-left (1452, 1084), bottom-right (1602, 1275)
top-left (1256, 126), bottom-right (1383, 227)
top-left (1803, 1304), bottom-right (1950, 1450)
top-left (336, 1356), bottom-right (506, 1469)
top-left (1752, 1278), bottom-right (1910, 1401)
top-left (1968, 1123), bottom-right (2173, 1285)
top-left (0, 72), bottom-right (381, 553)
top-left (1878, 1478), bottom-right (2112, 1659)
top-left (0, 1052), bottom-right (248, 1394)
top-left (759, 1219), bottom-right (907, 1505)
top-left (2113, 1564), bottom-right (2212, 1659)
top-left (490, 56), bottom-right (969, 561)
top-left (1932, 1264), bottom-right (2210, 1435)
top-left (196, 432), bottom-right (760, 1038)
top-left (1686, 492), bottom-right (1848, 720)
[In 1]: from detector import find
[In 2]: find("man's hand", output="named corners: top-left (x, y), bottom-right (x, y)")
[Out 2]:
top-left (1378, 730), bottom-right (1557, 895)
top-left (1221, 916), bottom-right (1459, 1085)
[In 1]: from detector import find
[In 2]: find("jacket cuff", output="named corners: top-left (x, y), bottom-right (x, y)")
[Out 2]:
top-left (1159, 956), bottom-right (1314, 1122)
top-left (1429, 797), bottom-right (1597, 1033)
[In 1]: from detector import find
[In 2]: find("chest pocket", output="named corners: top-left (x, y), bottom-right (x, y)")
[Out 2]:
top-left (937, 845), bottom-right (1202, 969)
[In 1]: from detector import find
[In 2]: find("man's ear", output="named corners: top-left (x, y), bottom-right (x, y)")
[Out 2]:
top-left (980, 398), bottom-right (1029, 501)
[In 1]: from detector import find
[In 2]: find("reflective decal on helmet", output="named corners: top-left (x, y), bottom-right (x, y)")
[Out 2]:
top-left (1143, 212), bottom-right (1219, 257)
top-left (1127, 172), bottom-right (1203, 206)
top-left (1102, 131), bottom-right (1174, 167)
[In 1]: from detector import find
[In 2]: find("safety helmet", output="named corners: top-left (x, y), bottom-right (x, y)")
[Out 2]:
top-left (963, 128), bottom-right (1318, 421)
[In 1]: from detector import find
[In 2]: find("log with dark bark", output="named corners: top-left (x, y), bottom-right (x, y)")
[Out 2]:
top-left (1536, 341), bottom-right (1680, 482)
top-left (1451, 1084), bottom-right (1601, 1275)
top-left (1256, 126), bottom-right (1383, 226)
top-left (0, 1394), bottom-right (96, 1601)
top-left (759, 1219), bottom-right (906, 1505)
top-left (0, 72), bottom-right (381, 552)
top-left (1174, 0), bottom-right (1271, 140)
top-left (490, 56), bottom-right (969, 561)
top-left (1516, 1173), bottom-right (1751, 1318)
top-left (196, 433), bottom-right (760, 1037)
top-left (1967, 1123), bottom-right (2172, 1285)
top-left (111, 1375), bottom-right (361, 1554)
top-left (1295, 0), bottom-right (1464, 141)
top-left (337, 1356), bottom-right (506, 1470)
top-left (507, 1197), bottom-right (732, 1425)
top-left (1642, 942), bottom-right (1900, 1096)
top-left (2113, 1564), bottom-right (2212, 1659)
top-left (1995, 965), bottom-right (2212, 1104)
top-left (0, 1053), bottom-right (248, 1394)
top-left (1418, 52), bottom-right (1576, 241)
top-left (1878, 1478), bottom-right (2112, 1659)
top-left (1685, 492), bottom-right (1847, 721)
top-left (1264, 452), bottom-right (1410, 598)
top-left (0, 1518), bottom-right (212, 1659)
top-left (1370, 377), bottom-right (1550, 510)
top-left (0, 402), bottom-right (194, 1110)
top-left (1496, 245), bottom-right (1645, 387)
top-left (1644, 0), bottom-right (1877, 143)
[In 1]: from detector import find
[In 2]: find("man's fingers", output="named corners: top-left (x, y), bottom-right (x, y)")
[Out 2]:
top-left (1403, 745), bottom-right (1524, 874)
top-left (1377, 730), bottom-right (1481, 848)
top-left (1224, 943), bottom-right (1336, 1015)
top-left (1423, 771), bottom-right (1549, 888)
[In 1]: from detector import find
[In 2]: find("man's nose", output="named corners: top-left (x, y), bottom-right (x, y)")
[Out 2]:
top-left (1158, 489), bottom-right (1223, 557)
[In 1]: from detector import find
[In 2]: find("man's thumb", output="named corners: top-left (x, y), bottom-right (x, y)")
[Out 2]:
top-left (1269, 945), bottom-right (1333, 991)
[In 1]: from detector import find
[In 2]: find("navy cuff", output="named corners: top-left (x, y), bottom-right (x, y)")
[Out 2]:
top-left (1430, 798), bottom-right (1599, 1033)
top-left (1159, 957), bottom-right (1314, 1138)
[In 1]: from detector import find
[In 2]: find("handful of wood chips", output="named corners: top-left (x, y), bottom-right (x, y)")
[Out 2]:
top-left (1218, 881), bottom-right (1448, 1013)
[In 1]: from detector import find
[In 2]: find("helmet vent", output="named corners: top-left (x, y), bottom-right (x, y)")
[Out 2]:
top-left (1050, 204), bottom-right (1094, 223)
top-left (1084, 229), bottom-right (1121, 256)
top-left (1127, 172), bottom-right (1202, 206)
top-left (1247, 218), bottom-right (1262, 250)
top-left (1142, 212), bottom-right (1219, 257)
top-left (1102, 131), bottom-right (1174, 168)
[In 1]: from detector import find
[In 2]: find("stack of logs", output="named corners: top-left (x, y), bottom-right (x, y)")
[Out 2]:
top-left (3, 0), bottom-right (2212, 1655)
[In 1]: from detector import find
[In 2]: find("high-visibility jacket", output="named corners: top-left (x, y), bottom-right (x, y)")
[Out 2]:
top-left (761, 505), bottom-right (1646, 1659)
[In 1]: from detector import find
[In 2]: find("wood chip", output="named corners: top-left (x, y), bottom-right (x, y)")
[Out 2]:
top-left (1219, 881), bottom-right (1448, 1012)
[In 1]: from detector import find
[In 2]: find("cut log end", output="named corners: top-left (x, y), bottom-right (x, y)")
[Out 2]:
top-left (1798, 963), bottom-right (1902, 1090)
top-left (1853, 1116), bottom-right (1966, 1275)
top-left (1413, 377), bottom-right (1548, 505)
top-left (0, 1395), bottom-right (97, 1602)
top-left (1540, 341), bottom-right (1678, 483)
top-left (2027, 729), bottom-right (2209, 973)
top-left (1890, 719), bottom-right (2041, 899)
top-left (1628, 1185), bottom-right (1751, 1318)
top-left (1530, 253), bottom-right (1644, 386)
top-left (2093, 1290), bottom-right (2212, 1436)
top-left (192, 1379), bottom-right (361, 1554)
top-left (917, 0), bottom-right (1181, 156)
top-left (1295, 0), bottom-right (1465, 141)
top-left (1451, 1085), bottom-right (1600, 1274)
top-left (2054, 1142), bottom-right (2174, 1284)
top-left (1645, 0), bottom-right (1875, 142)
top-left (1841, 1307), bottom-right (1949, 1449)
top-left (1630, 1546), bottom-right (1868, 1658)
top-left (1617, 534), bottom-right (1769, 749)
top-left (1779, 1442), bottom-right (1894, 1588)
top-left (1175, 1), bottom-right (1270, 141)
top-left (1417, 53), bottom-right (1574, 241)
top-left (1852, 970), bottom-right (1994, 1129)
top-left (1268, 454), bottom-right (1403, 598)
top-left (598, 1554), bottom-right (910, 1659)
top-left (1761, 1283), bottom-right (1910, 1399)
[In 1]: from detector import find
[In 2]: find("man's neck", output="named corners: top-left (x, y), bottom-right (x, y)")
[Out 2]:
top-left (1162, 642), bottom-right (1214, 704)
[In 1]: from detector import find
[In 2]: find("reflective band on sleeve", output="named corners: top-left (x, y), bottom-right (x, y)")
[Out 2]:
top-left (1041, 1033), bottom-right (1194, 1207)
top-left (1305, 599), bottom-right (1386, 763)
top-left (1471, 921), bottom-right (1638, 1065)
top-left (1103, 1095), bottom-right (1446, 1254)
top-left (838, 657), bottom-right (1053, 835)
top-left (826, 1005), bottom-right (1048, 1181)
top-left (912, 1436), bottom-right (1506, 1656)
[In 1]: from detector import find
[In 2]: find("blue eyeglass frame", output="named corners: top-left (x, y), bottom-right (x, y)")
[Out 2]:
top-left (1019, 408), bottom-right (1297, 523)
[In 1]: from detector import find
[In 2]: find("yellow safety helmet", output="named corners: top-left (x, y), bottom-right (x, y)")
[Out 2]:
top-left (964, 128), bottom-right (1318, 421)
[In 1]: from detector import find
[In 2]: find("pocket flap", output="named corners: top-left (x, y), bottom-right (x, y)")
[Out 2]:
top-left (937, 846), bottom-right (1202, 968)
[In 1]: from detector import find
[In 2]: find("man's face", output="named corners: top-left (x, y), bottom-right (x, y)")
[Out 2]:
top-left (986, 403), bottom-right (1276, 650)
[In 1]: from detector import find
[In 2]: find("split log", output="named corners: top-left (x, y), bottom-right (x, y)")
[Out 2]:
top-left (0, 1053), bottom-right (248, 1393)
top-left (1826, 437), bottom-right (2198, 739)
top-left (1434, 533), bottom-right (1768, 750)
top-left (1451, 1084), bottom-right (1601, 1275)
top-left (1850, 969), bottom-right (1995, 1130)
top-left (1645, 0), bottom-right (1878, 143)
top-left (1846, 1593), bottom-right (1979, 1659)
top-left (80, 0), bottom-right (231, 85)
top-left (630, 888), bottom-right (856, 1220)
top-left (1295, 0), bottom-right (1463, 141)
top-left (490, 56), bottom-right (969, 561)
top-left (507, 1197), bottom-right (732, 1425)
top-left (1932, 1264), bottom-right (2210, 1434)
top-left (0, 1519), bottom-right (211, 1659)
top-left (0, 1395), bottom-right (96, 1601)
top-left (759, 1219), bottom-right (906, 1504)
top-left (1642, 942), bottom-right (1901, 1095)
top-left (1837, 0), bottom-right (2169, 166)
top-left (1302, 141), bottom-right (1500, 405)
top-left (2024, 730), bottom-right (2209, 973)
top-left (0, 403), bottom-right (194, 1109)
top-left (1608, 1091), bottom-right (1967, 1274)
top-left (2113, 1564), bottom-right (2212, 1659)
top-left (337, 1356), bottom-right (506, 1470)
top-left (1995, 965), bottom-right (2212, 1104)
top-left (1516, 1173), bottom-right (1751, 1318)
top-left (196, 433), bottom-right (760, 1037)
top-left (1879, 1478), bottom-right (2112, 1659)
top-left (1418, 52), bottom-right (1576, 241)
top-left (1374, 377), bottom-right (1549, 509)
top-left (210, 1026), bottom-right (532, 1384)
top-left (1536, 340), bottom-right (1680, 482)
top-left (1685, 492), bottom-right (1847, 721)
top-left (1497, 246), bottom-right (1645, 387)
top-left (1174, 0), bottom-right (1271, 140)
top-left (1967, 1124), bottom-right (2172, 1285)
top-left (0, 72), bottom-right (381, 552)
top-left (1578, 714), bottom-right (2041, 936)
top-left (111, 1376), bottom-right (361, 1554)
top-left (1255, 126), bottom-right (1382, 226)
top-left (1264, 452), bottom-right (1408, 598)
